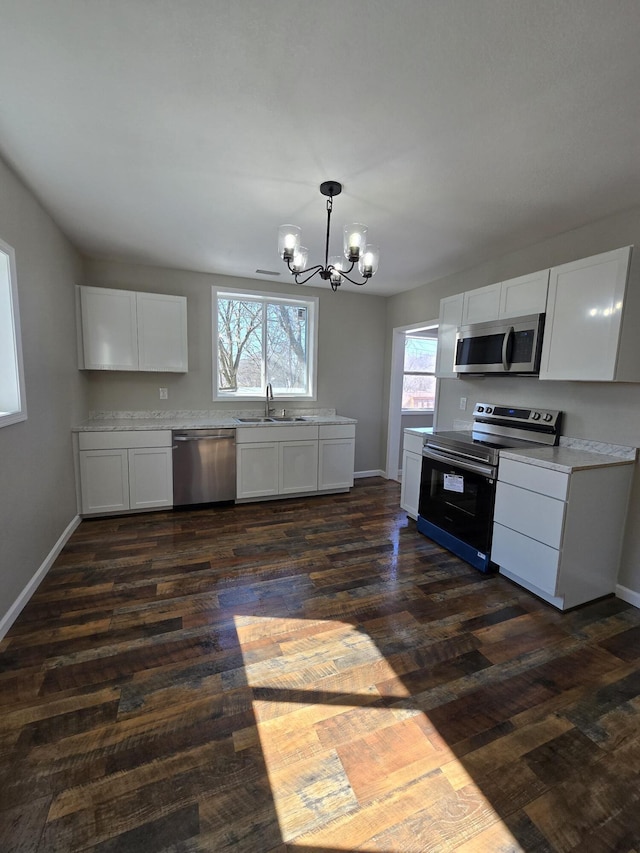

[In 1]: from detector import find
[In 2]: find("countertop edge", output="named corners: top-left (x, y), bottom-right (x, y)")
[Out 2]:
top-left (73, 416), bottom-right (357, 432)
top-left (499, 446), bottom-right (637, 473)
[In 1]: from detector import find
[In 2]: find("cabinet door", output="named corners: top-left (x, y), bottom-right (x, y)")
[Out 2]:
top-left (128, 447), bottom-right (173, 509)
top-left (499, 269), bottom-right (549, 318)
top-left (318, 438), bottom-right (355, 490)
top-left (279, 441), bottom-right (318, 494)
top-left (492, 523), bottom-right (560, 596)
top-left (400, 449), bottom-right (422, 519)
top-left (79, 449), bottom-right (129, 514)
top-left (494, 481), bottom-right (565, 548)
top-left (237, 442), bottom-right (279, 498)
top-left (539, 247), bottom-right (631, 381)
top-left (461, 283), bottom-right (501, 325)
top-left (80, 286), bottom-right (138, 370)
top-left (435, 293), bottom-right (464, 379)
top-left (136, 292), bottom-right (188, 372)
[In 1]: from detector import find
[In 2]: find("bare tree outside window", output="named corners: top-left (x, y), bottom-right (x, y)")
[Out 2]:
top-left (402, 335), bottom-right (437, 410)
top-left (213, 288), bottom-right (317, 399)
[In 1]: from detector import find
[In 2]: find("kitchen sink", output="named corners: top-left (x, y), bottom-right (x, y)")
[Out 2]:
top-left (234, 416), bottom-right (309, 423)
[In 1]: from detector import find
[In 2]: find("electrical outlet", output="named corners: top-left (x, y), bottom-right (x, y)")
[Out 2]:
top-left (159, 387), bottom-right (168, 400)
top-left (459, 396), bottom-right (467, 410)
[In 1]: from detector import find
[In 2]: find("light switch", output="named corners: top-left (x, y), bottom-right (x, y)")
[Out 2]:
top-left (159, 387), bottom-right (168, 400)
top-left (459, 396), bottom-right (467, 410)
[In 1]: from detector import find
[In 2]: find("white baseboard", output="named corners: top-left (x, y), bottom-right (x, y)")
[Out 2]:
top-left (0, 514), bottom-right (81, 640)
top-left (616, 584), bottom-right (640, 610)
top-left (354, 469), bottom-right (386, 479)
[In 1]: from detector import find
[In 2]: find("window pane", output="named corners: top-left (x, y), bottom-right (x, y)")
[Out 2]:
top-left (213, 287), bottom-right (317, 400)
top-left (0, 240), bottom-right (27, 427)
top-left (266, 303), bottom-right (307, 393)
top-left (404, 336), bottom-right (437, 372)
top-left (402, 374), bottom-right (436, 410)
top-left (217, 298), bottom-right (263, 392)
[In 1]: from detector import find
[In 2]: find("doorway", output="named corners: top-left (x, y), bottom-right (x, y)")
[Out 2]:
top-left (385, 319), bottom-right (438, 481)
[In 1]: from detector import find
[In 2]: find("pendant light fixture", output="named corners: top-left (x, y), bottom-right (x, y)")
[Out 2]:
top-left (278, 181), bottom-right (379, 291)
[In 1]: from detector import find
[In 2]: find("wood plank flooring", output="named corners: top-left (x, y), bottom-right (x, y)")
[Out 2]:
top-left (2, 477), bottom-right (640, 852)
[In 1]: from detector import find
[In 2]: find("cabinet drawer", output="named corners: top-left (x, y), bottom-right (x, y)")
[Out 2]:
top-left (498, 457), bottom-right (568, 500)
top-left (236, 425), bottom-right (318, 443)
top-left (492, 523), bottom-right (560, 595)
top-left (494, 481), bottom-right (565, 548)
top-left (319, 424), bottom-right (355, 440)
top-left (403, 432), bottom-right (424, 455)
top-left (79, 430), bottom-right (171, 450)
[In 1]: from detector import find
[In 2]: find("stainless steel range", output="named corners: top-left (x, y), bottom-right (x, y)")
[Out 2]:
top-left (417, 402), bottom-right (562, 572)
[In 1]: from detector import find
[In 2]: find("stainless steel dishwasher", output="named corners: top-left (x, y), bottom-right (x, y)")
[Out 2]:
top-left (172, 429), bottom-right (236, 506)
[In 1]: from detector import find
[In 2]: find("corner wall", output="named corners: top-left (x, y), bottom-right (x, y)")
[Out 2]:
top-left (0, 154), bottom-right (87, 630)
top-left (387, 205), bottom-right (640, 597)
top-left (81, 259), bottom-right (388, 475)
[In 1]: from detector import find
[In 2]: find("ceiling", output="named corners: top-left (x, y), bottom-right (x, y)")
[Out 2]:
top-left (1, 1), bottom-right (639, 297)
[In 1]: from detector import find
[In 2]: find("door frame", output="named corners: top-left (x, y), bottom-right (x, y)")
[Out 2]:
top-left (385, 318), bottom-right (438, 481)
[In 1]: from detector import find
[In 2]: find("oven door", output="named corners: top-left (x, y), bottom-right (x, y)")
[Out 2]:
top-left (418, 449), bottom-right (496, 556)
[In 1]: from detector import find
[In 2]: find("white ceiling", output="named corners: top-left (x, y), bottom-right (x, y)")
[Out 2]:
top-left (1, 1), bottom-right (639, 296)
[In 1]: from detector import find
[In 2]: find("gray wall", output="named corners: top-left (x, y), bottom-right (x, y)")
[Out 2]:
top-left (387, 204), bottom-right (640, 596)
top-left (0, 155), bottom-right (87, 624)
top-left (82, 259), bottom-right (388, 474)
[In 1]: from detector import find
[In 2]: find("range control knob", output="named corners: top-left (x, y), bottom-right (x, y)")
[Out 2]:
top-left (477, 405), bottom-right (484, 413)
top-left (543, 413), bottom-right (553, 422)
top-left (531, 412), bottom-right (541, 421)
top-left (485, 406), bottom-right (493, 414)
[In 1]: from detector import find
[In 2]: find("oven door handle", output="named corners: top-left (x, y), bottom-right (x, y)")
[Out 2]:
top-left (422, 448), bottom-right (495, 479)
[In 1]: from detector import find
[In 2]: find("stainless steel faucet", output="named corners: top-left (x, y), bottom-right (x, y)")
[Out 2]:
top-left (265, 382), bottom-right (274, 418)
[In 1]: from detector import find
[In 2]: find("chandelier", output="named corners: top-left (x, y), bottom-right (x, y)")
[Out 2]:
top-left (278, 181), bottom-right (379, 291)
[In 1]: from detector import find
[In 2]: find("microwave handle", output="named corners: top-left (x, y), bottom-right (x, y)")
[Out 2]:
top-left (502, 326), bottom-right (514, 370)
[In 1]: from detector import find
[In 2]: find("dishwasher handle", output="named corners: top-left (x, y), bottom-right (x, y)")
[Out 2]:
top-left (173, 435), bottom-right (235, 442)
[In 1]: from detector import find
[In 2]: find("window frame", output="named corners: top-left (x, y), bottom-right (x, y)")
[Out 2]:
top-left (0, 237), bottom-right (27, 429)
top-left (211, 285), bottom-right (318, 402)
top-left (401, 332), bottom-right (438, 414)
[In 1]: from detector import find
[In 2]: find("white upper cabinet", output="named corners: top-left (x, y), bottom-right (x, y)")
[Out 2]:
top-left (137, 292), bottom-right (188, 372)
top-left (435, 293), bottom-right (464, 378)
top-left (79, 285), bottom-right (188, 372)
top-left (80, 286), bottom-right (138, 370)
top-left (461, 270), bottom-right (549, 325)
top-left (461, 282), bottom-right (502, 324)
top-left (539, 246), bottom-right (635, 381)
top-left (499, 269), bottom-right (549, 319)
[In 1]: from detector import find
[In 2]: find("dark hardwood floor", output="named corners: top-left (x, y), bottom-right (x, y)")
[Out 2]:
top-left (2, 477), bottom-right (640, 852)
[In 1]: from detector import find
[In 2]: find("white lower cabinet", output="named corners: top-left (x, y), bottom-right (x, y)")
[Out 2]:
top-left (318, 425), bottom-right (355, 491)
top-left (280, 441), bottom-right (319, 494)
top-left (236, 423), bottom-right (355, 500)
top-left (128, 446), bottom-right (173, 509)
top-left (400, 431), bottom-right (424, 520)
top-left (236, 442), bottom-right (279, 499)
top-left (78, 431), bottom-right (173, 515)
top-left (491, 456), bottom-right (633, 610)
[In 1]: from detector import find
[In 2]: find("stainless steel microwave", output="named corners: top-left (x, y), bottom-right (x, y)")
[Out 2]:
top-left (454, 313), bottom-right (545, 375)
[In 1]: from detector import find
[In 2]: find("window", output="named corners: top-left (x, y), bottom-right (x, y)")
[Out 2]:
top-left (0, 237), bottom-right (27, 428)
top-left (212, 286), bottom-right (318, 400)
top-left (402, 333), bottom-right (437, 411)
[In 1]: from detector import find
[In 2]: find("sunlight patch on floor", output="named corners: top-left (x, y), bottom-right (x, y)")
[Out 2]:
top-left (234, 615), bottom-right (524, 851)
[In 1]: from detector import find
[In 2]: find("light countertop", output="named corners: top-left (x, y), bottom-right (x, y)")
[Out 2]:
top-left (500, 444), bottom-right (636, 473)
top-left (73, 410), bottom-right (356, 432)
top-left (404, 427), bottom-right (434, 438)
